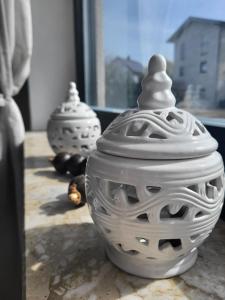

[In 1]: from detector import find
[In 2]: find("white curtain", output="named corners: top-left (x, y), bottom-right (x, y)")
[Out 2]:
top-left (0, 0), bottom-right (32, 298)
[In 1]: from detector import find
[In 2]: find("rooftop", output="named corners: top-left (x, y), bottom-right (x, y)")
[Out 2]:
top-left (168, 17), bottom-right (225, 42)
top-left (112, 56), bottom-right (144, 74)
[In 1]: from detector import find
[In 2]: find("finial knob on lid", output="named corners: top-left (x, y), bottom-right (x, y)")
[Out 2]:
top-left (138, 54), bottom-right (176, 110)
top-left (67, 81), bottom-right (80, 104)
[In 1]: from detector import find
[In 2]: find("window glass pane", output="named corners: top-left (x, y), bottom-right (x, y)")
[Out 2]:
top-left (200, 61), bottom-right (207, 73)
top-left (90, 0), bottom-right (225, 119)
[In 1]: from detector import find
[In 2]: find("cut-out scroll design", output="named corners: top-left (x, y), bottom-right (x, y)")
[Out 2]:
top-left (86, 173), bottom-right (224, 262)
top-left (47, 119), bottom-right (101, 155)
top-left (103, 108), bottom-right (209, 142)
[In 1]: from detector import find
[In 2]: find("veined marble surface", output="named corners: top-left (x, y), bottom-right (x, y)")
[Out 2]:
top-left (25, 132), bottom-right (225, 300)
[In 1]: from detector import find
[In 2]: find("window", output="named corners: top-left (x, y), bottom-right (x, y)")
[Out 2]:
top-left (200, 35), bottom-right (209, 56)
top-left (200, 87), bottom-right (206, 99)
top-left (179, 66), bottom-right (184, 77)
top-left (81, 0), bottom-right (225, 120)
top-left (77, 1), bottom-right (225, 221)
top-left (200, 61), bottom-right (207, 73)
top-left (180, 43), bottom-right (185, 60)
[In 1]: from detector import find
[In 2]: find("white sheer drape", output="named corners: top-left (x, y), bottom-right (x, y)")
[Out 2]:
top-left (0, 0), bottom-right (32, 298)
top-left (0, 0), bottom-right (32, 97)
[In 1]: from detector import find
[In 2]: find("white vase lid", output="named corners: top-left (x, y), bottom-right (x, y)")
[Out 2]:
top-left (50, 82), bottom-right (96, 120)
top-left (97, 54), bottom-right (218, 159)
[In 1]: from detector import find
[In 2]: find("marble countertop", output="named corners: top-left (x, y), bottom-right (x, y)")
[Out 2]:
top-left (26, 132), bottom-right (225, 300)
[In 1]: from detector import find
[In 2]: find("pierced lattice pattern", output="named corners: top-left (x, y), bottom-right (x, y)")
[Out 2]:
top-left (97, 108), bottom-right (218, 159)
top-left (105, 109), bottom-right (207, 139)
top-left (47, 119), bottom-right (101, 155)
top-left (86, 174), bottom-right (224, 261)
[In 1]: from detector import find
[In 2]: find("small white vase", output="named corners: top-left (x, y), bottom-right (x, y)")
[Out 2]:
top-left (47, 82), bottom-right (101, 156)
top-left (86, 54), bottom-right (225, 278)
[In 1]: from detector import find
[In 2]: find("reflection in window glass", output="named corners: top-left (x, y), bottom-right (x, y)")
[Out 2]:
top-left (101, 0), bottom-right (225, 119)
top-left (105, 56), bottom-right (143, 108)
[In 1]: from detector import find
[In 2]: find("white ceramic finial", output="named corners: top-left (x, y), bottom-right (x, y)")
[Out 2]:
top-left (138, 54), bottom-right (176, 110)
top-left (67, 81), bottom-right (80, 104)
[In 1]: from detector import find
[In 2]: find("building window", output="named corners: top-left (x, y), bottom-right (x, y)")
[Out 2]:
top-left (180, 43), bottom-right (185, 60)
top-left (200, 36), bottom-right (208, 56)
top-left (200, 61), bottom-right (207, 73)
top-left (133, 74), bottom-right (139, 83)
top-left (179, 66), bottom-right (184, 77)
top-left (200, 87), bottom-right (206, 99)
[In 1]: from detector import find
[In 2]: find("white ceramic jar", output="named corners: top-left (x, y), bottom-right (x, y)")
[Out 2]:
top-left (47, 82), bottom-right (101, 156)
top-left (86, 55), bottom-right (225, 278)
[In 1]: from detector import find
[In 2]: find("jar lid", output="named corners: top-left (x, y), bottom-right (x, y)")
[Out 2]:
top-left (97, 54), bottom-right (218, 159)
top-left (50, 82), bottom-right (96, 120)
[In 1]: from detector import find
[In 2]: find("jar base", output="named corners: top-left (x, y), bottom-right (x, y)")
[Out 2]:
top-left (106, 245), bottom-right (197, 279)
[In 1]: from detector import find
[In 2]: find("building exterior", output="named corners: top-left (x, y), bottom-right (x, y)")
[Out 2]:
top-left (111, 56), bottom-right (144, 82)
top-left (105, 56), bottom-right (144, 108)
top-left (168, 17), bottom-right (225, 108)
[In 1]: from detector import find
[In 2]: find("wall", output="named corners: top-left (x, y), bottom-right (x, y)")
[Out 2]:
top-left (29, 0), bottom-right (76, 130)
top-left (173, 22), bottom-right (220, 107)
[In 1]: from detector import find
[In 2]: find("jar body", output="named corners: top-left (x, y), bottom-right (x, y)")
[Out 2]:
top-left (86, 150), bottom-right (224, 278)
top-left (47, 117), bottom-right (101, 156)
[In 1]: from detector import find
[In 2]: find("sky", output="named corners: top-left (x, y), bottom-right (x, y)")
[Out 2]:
top-left (103, 0), bottom-right (225, 66)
